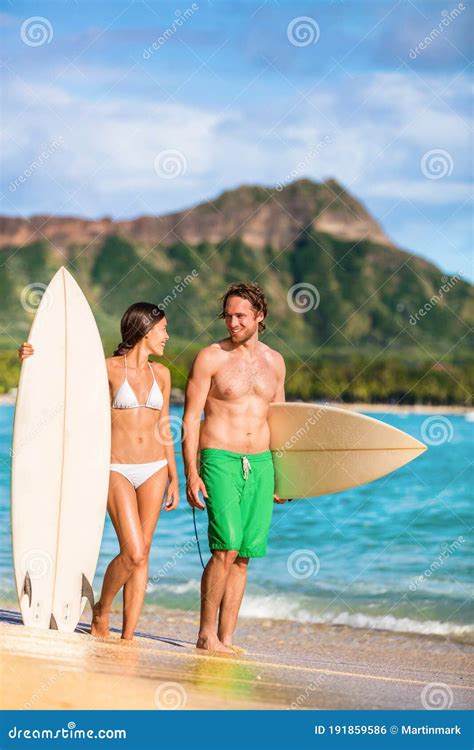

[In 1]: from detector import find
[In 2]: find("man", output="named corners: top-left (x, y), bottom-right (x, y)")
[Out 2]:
top-left (183, 282), bottom-right (287, 653)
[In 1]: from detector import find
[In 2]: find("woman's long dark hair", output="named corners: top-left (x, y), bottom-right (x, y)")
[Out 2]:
top-left (113, 302), bottom-right (165, 356)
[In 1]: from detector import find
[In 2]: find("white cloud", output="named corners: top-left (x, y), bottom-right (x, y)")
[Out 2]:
top-left (363, 179), bottom-right (472, 204)
top-left (1, 66), bottom-right (472, 235)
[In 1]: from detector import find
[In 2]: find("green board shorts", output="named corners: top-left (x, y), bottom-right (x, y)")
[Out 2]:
top-left (199, 448), bottom-right (275, 558)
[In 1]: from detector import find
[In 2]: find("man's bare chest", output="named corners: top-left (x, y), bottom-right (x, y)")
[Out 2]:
top-left (211, 358), bottom-right (277, 401)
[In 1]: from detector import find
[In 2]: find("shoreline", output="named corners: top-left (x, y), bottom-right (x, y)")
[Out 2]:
top-left (1, 606), bottom-right (473, 710)
top-left (322, 401), bottom-right (471, 415)
top-left (1, 596), bottom-right (473, 646)
top-left (0, 389), bottom-right (471, 413)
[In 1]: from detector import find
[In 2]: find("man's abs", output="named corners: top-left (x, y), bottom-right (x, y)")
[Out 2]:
top-left (199, 397), bottom-right (271, 454)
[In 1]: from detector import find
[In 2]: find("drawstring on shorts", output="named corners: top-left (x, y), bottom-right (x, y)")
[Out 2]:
top-left (241, 455), bottom-right (252, 480)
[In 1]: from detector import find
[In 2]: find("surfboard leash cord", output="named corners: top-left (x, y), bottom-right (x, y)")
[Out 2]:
top-left (192, 507), bottom-right (206, 569)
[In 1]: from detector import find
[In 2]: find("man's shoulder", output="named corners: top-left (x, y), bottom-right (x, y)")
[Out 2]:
top-left (192, 342), bottom-right (227, 372)
top-left (259, 342), bottom-right (285, 366)
top-left (197, 341), bottom-right (229, 359)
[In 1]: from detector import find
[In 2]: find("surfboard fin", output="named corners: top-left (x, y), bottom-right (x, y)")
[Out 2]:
top-left (22, 572), bottom-right (32, 607)
top-left (81, 574), bottom-right (95, 610)
top-left (50, 614), bottom-right (58, 630)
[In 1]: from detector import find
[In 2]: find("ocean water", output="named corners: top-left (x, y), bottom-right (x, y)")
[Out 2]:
top-left (1, 405), bottom-right (473, 641)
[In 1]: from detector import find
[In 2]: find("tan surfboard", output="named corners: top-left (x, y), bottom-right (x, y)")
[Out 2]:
top-left (269, 403), bottom-right (427, 498)
top-left (11, 267), bottom-right (111, 631)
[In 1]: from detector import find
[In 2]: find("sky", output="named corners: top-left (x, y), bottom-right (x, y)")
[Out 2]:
top-left (1, 0), bottom-right (472, 279)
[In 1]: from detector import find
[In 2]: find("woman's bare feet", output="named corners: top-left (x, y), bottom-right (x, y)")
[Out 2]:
top-left (196, 634), bottom-right (234, 654)
top-left (91, 602), bottom-right (110, 637)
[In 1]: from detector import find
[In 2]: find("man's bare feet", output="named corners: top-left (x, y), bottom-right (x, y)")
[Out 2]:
top-left (196, 634), bottom-right (234, 654)
top-left (91, 602), bottom-right (110, 637)
top-left (226, 644), bottom-right (247, 655)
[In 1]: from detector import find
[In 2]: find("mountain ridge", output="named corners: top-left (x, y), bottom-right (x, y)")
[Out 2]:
top-left (0, 178), bottom-right (472, 365)
top-left (0, 177), bottom-right (394, 252)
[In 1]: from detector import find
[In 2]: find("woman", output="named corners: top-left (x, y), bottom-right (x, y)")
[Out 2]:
top-left (19, 302), bottom-right (179, 640)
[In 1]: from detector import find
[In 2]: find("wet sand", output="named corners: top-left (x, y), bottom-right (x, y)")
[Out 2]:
top-left (1, 607), bottom-right (473, 710)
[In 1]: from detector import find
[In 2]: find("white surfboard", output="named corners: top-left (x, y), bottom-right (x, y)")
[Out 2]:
top-left (269, 403), bottom-right (426, 498)
top-left (11, 267), bottom-right (111, 631)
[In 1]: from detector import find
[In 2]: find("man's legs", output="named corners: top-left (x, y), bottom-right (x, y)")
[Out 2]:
top-left (217, 556), bottom-right (249, 647)
top-left (197, 549), bottom-right (239, 653)
top-left (216, 453), bottom-right (274, 648)
top-left (196, 449), bottom-right (273, 653)
top-left (198, 449), bottom-right (244, 652)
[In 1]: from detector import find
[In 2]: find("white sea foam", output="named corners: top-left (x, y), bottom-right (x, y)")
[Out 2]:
top-left (239, 593), bottom-right (474, 640)
top-left (158, 579), bottom-right (200, 594)
top-left (149, 578), bottom-right (473, 640)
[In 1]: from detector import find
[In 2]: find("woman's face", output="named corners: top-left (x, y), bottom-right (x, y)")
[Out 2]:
top-left (147, 316), bottom-right (169, 355)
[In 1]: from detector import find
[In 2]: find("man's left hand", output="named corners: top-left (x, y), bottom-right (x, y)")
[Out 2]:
top-left (273, 494), bottom-right (287, 504)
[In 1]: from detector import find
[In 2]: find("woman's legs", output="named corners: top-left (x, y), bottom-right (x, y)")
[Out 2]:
top-left (91, 472), bottom-right (146, 637)
top-left (121, 465), bottom-right (168, 640)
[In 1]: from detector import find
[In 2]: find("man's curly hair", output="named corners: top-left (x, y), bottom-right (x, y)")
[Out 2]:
top-left (219, 282), bottom-right (268, 333)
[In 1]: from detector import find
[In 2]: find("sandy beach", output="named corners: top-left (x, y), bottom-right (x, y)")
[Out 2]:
top-left (1, 606), bottom-right (473, 711)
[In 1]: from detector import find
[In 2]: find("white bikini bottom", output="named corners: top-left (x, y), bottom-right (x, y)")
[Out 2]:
top-left (109, 459), bottom-right (168, 489)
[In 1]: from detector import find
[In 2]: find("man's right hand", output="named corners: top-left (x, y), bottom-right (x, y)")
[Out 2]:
top-left (186, 473), bottom-right (208, 511)
top-left (18, 342), bottom-right (34, 361)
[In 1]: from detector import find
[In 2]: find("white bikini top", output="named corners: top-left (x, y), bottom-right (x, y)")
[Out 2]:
top-left (112, 354), bottom-right (163, 411)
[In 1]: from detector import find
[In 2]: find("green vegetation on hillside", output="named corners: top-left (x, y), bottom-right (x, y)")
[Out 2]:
top-left (1, 347), bottom-right (472, 406)
top-left (1, 231), bottom-right (472, 404)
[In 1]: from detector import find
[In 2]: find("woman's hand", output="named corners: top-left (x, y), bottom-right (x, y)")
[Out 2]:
top-left (18, 342), bottom-right (34, 361)
top-left (164, 476), bottom-right (180, 511)
top-left (273, 493), bottom-right (288, 504)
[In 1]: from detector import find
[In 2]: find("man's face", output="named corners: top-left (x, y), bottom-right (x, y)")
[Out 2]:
top-left (224, 296), bottom-right (263, 343)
